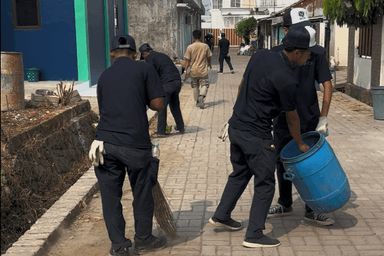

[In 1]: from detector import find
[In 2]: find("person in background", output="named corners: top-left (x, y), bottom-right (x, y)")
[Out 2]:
top-left (209, 25), bottom-right (323, 248)
top-left (89, 35), bottom-right (167, 256)
top-left (205, 32), bottom-right (214, 51)
top-left (139, 43), bottom-right (185, 135)
top-left (268, 8), bottom-right (334, 226)
top-left (216, 33), bottom-right (234, 74)
top-left (184, 30), bottom-right (212, 109)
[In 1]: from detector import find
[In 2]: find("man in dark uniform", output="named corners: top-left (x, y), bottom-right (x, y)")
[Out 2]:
top-left (139, 43), bottom-right (185, 135)
top-left (205, 32), bottom-right (214, 51)
top-left (268, 8), bottom-right (334, 226)
top-left (89, 35), bottom-right (167, 256)
top-left (209, 25), bottom-right (323, 248)
top-left (216, 33), bottom-right (234, 74)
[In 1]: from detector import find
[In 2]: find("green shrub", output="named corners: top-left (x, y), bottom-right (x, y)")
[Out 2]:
top-left (235, 17), bottom-right (257, 37)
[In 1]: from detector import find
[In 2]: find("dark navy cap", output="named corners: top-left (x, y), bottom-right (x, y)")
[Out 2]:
top-left (282, 25), bottom-right (323, 54)
top-left (111, 35), bottom-right (136, 52)
top-left (139, 43), bottom-right (153, 60)
top-left (139, 43), bottom-right (153, 54)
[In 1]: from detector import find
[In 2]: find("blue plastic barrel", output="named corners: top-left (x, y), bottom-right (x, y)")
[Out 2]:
top-left (280, 131), bottom-right (350, 213)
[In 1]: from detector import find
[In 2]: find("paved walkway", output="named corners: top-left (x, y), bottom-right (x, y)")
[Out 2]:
top-left (18, 49), bottom-right (384, 256)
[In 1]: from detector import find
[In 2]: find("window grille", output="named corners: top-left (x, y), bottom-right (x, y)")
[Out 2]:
top-left (212, 0), bottom-right (223, 9)
top-left (358, 26), bottom-right (372, 57)
top-left (231, 0), bottom-right (241, 7)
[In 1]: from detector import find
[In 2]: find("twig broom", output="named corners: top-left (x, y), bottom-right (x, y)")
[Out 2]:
top-left (152, 181), bottom-right (178, 238)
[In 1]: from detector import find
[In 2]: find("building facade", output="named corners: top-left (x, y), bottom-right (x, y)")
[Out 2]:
top-left (128, 0), bottom-right (204, 59)
top-left (203, 0), bottom-right (296, 29)
top-left (1, 0), bottom-right (128, 86)
top-left (1, 0), bottom-right (204, 86)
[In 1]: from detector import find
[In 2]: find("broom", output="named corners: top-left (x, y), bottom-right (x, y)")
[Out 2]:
top-left (152, 181), bottom-right (178, 238)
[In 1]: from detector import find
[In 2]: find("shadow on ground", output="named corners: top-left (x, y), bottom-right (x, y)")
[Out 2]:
top-left (266, 190), bottom-right (358, 239)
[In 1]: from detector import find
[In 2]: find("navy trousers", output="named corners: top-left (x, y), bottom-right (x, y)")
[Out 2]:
top-left (95, 143), bottom-right (159, 251)
top-left (219, 54), bottom-right (234, 72)
top-left (213, 125), bottom-right (276, 240)
top-left (157, 80), bottom-right (184, 134)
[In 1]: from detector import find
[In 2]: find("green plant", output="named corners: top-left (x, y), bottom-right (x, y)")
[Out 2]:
top-left (1, 170), bottom-right (6, 183)
top-left (323, 0), bottom-right (384, 28)
top-left (54, 196), bottom-right (59, 201)
top-left (235, 17), bottom-right (257, 38)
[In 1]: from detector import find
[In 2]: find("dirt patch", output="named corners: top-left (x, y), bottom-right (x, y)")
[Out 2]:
top-left (1, 100), bottom-right (98, 254)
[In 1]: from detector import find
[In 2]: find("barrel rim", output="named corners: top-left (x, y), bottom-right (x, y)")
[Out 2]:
top-left (1, 51), bottom-right (23, 55)
top-left (371, 86), bottom-right (384, 91)
top-left (281, 131), bottom-right (325, 163)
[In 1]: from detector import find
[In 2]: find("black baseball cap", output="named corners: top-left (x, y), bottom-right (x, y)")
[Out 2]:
top-left (139, 43), bottom-right (152, 54)
top-left (283, 8), bottom-right (312, 27)
top-left (282, 25), bottom-right (324, 54)
top-left (110, 35), bottom-right (136, 52)
top-left (139, 43), bottom-right (152, 60)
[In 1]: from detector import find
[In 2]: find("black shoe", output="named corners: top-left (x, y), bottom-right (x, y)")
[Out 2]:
top-left (109, 247), bottom-right (130, 256)
top-left (218, 71), bottom-right (223, 74)
top-left (267, 204), bottom-right (293, 218)
top-left (133, 235), bottom-right (167, 255)
top-left (198, 96), bottom-right (205, 109)
top-left (243, 235), bottom-right (281, 248)
top-left (304, 211), bottom-right (334, 226)
top-left (230, 69), bottom-right (234, 74)
top-left (152, 132), bottom-right (166, 138)
top-left (175, 126), bottom-right (185, 134)
top-left (209, 217), bottom-right (242, 230)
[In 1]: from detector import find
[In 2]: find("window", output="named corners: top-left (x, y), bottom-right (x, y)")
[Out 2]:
top-left (259, 0), bottom-right (272, 7)
top-left (12, 0), bottom-right (41, 29)
top-left (225, 16), bottom-right (243, 28)
top-left (231, 0), bottom-right (241, 8)
top-left (358, 26), bottom-right (372, 57)
top-left (212, 0), bottom-right (223, 9)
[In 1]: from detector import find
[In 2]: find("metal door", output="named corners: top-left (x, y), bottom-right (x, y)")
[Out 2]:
top-left (107, 0), bottom-right (126, 48)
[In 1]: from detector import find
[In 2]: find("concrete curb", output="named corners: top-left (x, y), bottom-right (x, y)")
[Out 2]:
top-left (4, 168), bottom-right (99, 256)
top-left (4, 110), bottom-right (158, 256)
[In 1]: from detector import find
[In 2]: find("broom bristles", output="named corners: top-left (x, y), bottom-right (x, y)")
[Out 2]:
top-left (152, 181), bottom-right (178, 238)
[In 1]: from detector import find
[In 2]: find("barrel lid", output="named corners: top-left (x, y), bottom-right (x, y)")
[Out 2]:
top-left (1, 51), bottom-right (23, 55)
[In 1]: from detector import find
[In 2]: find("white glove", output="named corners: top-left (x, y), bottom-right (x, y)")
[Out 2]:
top-left (316, 117), bottom-right (328, 135)
top-left (218, 122), bottom-right (229, 141)
top-left (89, 140), bottom-right (105, 167)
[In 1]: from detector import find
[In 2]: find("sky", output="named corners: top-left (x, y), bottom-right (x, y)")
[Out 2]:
top-left (203, 0), bottom-right (210, 15)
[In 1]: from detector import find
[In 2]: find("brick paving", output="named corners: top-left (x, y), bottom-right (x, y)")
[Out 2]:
top-left (8, 49), bottom-right (384, 256)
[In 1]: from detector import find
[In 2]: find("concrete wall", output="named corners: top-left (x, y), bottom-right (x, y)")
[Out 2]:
top-left (382, 17), bottom-right (384, 86)
top-left (128, 0), bottom-right (178, 59)
top-left (353, 29), bottom-right (372, 89)
top-left (13, 0), bottom-right (78, 81)
top-left (330, 23), bottom-right (348, 67)
top-left (1, 0), bottom-right (15, 52)
top-left (211, 9), bottom-right (225, 29)
top-left (371, 15), bottom-right (383, 88)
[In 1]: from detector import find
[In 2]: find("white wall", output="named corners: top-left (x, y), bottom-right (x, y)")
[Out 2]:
top-left (318, 23), bottom-right (325, 47)
top-left (329, 23), bottom-right (348, 67)
top-left (335, 23), bottom-right (349, 66)
top-left (381, 17), bottom-right (384, 86)
top-left (211, 9), bottom-right (225, 28)
top-left (353, 29), bottom-right (372, 89)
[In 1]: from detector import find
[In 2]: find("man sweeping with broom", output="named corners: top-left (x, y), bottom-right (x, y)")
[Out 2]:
top-left (89, 34), bottom-right (170, 256)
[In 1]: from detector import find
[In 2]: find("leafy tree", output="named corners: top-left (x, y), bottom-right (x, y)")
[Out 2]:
top-left (235, 17), bottom-right (257, 38)
top-left (323, 0), bottom-right (384, 28)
